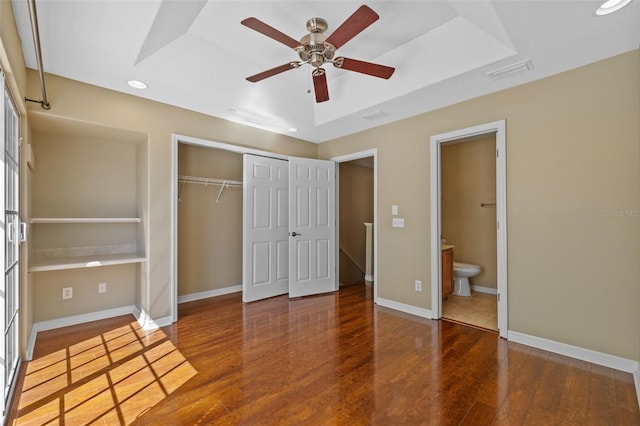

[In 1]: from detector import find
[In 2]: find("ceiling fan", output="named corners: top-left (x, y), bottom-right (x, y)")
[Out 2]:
top-left (241, 5), bottom-right (395, 103)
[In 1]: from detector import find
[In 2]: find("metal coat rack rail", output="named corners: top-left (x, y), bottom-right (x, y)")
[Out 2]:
top-left (178, 175), bottom-right (243, 203)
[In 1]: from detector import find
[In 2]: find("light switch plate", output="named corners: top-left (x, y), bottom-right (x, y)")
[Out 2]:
top-left (391, 204), bottom-right (398, 215)
top-left (392, 218), bottom-right (405, 228)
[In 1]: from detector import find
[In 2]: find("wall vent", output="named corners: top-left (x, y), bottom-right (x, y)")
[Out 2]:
top-left (487, 59), bottom-right (534, 80)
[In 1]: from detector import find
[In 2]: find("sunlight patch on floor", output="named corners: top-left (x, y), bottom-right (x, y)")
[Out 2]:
top-left (13, 322), bottom-right (197, 425)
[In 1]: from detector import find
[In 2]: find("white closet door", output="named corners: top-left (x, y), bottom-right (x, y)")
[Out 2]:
top-left (288, 157), bottom-right (336, 298)
top-left (242, 154), bottom-right (289, 302)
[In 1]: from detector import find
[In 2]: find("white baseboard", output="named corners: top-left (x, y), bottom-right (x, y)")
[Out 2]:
top-left (178, 285), bottom-right (242, 304)
top-left (26, 305), bottom-right (137, 360)
top-left (508, 330), bottom-right (640, 373)
top-left (365, 274), bottom-right (374, 282)
top-left (471, 285), bottom-right (497, 295)
top-left (376, 297), bottom-right (433, 319)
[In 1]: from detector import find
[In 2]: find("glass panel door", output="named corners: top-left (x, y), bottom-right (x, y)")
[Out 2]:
top-left (1, 76), bottom-right (20, 412)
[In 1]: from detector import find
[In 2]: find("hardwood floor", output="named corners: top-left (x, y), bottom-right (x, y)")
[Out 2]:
top-left (442, 292), bottom-right (498, 332)
top-left (9, 283), bottom-right (640, 425)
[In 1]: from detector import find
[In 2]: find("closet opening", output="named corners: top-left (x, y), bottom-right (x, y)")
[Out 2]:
top-left (177, 144), bottom-right (244, 304)
top-left (170, 134), bottom-right (291, 321)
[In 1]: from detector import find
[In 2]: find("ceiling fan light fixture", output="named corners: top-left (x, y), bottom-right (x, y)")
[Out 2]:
top-left (596, 0), bottom-right (632, 15)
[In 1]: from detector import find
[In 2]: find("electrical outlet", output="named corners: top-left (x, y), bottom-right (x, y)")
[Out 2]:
top-left (62, 287), bottom-right (73, 300)
top-left (98, 282), bottom-right (107, 294)
top-left (415, 280), bottom-right (422, 292)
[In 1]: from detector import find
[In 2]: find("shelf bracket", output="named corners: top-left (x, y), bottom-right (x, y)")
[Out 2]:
top-left (216, 180), bottom-right (229, 203)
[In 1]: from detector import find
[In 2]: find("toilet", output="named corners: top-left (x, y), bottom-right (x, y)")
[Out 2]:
top-left (453, 262), bottom-right (481, 296)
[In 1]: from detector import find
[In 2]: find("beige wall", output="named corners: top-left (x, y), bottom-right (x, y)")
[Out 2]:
top-left (33, 265), bottom-right (137, 322)
top-left (339, 162), bottom-right (374, 284)
top-left (441, 136), bottom-right (497, 289)
top-left (178, 145), bottom-right (243, 296)
top-left (0, 0), bottom-right (27, 100)
top-left (319, 50), bottom-right (640, 361)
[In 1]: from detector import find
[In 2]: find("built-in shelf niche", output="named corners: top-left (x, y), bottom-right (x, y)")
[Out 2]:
top-left (28, 113), bottom-right (148, 274)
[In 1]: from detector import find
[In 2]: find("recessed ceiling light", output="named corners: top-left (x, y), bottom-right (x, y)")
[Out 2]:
top-left (128, 80), bottom-right (148, 89)
top-left (287, 127), bottom-right (298, 132)
top-left (596, 0), bottom-right (632, 15)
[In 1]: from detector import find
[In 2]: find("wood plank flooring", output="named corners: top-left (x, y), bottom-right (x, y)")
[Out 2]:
top-left (442, 292), bottom-right (498, 332)
top-left (8, 283), bottom-right (640, 425)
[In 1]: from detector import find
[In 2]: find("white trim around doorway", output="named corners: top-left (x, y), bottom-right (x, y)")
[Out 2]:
top-left (331, 149), bottom-right (378, 302)
top-left (429, 120), bottom-right (508, 338)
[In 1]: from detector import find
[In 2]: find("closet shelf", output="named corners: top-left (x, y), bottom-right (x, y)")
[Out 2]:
top-left (28, 253), bottom-right (147, 272)
top-left (30, 217), bottom-right (141, 224)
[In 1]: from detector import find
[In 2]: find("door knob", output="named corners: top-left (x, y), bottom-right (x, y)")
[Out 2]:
top-left (291, 232), bottom-right (301, 237)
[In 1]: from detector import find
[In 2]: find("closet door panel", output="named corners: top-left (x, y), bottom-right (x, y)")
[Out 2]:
top-left (288, 157), bottom-right (337, 298)
top-left (243, 155), bottom-right (289, 302)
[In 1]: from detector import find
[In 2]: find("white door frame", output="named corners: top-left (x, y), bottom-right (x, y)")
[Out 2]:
top-left (170, 134), bottom-right (288, 321)
top-left (331, 149), bottom-right (378, 302)
top-left (429, 121), bottom-right (508, 338)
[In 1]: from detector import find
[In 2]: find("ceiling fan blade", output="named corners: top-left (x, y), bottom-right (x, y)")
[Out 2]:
top-left (334, 57), bottom-right (395, 79)
top-left (312, 69), bottom-right (329, 103)
top-left (241, 17), bottom-right (303, 49)
top-left (246, 63), bottom-right (298, 82)
top-left (325, 5), bottom-right (379, 50)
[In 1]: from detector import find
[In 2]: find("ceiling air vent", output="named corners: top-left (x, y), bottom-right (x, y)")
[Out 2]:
top-left (360, 110), bottom-right (387, 121)
top-left (487, 59), bottom-right (534, 81)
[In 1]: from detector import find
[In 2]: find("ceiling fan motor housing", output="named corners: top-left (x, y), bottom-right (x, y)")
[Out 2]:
top-left (298, 18), bottom-right (335, 67)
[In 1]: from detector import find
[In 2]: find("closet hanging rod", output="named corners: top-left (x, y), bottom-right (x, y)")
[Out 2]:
top-left (25, 0), bottom-right (51, 110)
top-left (178, 175), bottom-right (242, 187)
top-left (480, 202), bottom-right (496, 207)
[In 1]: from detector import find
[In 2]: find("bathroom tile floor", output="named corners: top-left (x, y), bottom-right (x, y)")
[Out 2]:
top-left (443, 291), bottom-right (498, 332)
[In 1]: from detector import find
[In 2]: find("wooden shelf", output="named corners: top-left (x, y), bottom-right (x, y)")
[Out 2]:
top-left (28, 253), bottom-right (146, 272)
top-left (30, 217), bottom-right (141, 224)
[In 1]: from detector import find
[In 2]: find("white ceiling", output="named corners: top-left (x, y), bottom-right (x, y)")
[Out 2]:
top-left (11, 0), bottom-right (640, 143)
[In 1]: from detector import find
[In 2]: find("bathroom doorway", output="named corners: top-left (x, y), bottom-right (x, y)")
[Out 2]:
top-left (440, 135), bottom-right (497, 331)
top-left (429, 121), bottom-right (508, 338)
